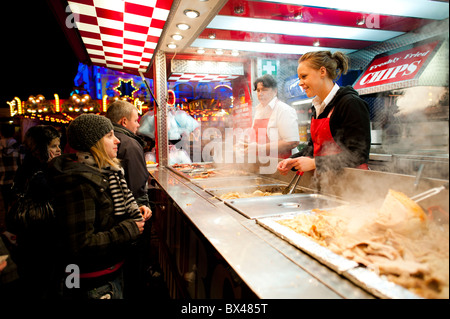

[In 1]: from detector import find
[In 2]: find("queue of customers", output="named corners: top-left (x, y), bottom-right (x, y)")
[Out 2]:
top-left (0, 102), bottom-right (154, 300)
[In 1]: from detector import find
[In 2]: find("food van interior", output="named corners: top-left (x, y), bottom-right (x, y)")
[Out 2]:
top-left (52, 0), bottom-right (449, 180)
top-left (45, 0), bottom-right (449, 300)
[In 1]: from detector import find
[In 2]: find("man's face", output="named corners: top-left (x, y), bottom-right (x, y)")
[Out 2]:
top-left (256, 82), bottom-right (277, 106)
top-left (124, 109), bottom-right (140, 134)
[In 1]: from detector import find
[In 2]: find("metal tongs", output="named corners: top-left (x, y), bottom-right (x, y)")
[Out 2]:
top-left (410, 182), bottom-right (449, 203)
top-left (282, 171), bottom-right (304, 195)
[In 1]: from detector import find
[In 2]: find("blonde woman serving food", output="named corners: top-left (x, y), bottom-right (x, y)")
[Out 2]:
top-left (278, 51), bottom-right (371, 175)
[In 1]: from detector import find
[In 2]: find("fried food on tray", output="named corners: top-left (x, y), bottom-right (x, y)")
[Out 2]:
top-left (275, 190), bottom-right (449, 299)
top-left (220, 190), bottom-right (282, 199)
top-left (376, 189), bottom-right (427, 236)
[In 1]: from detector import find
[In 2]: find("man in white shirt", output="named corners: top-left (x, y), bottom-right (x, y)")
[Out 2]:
top-left (250, 74), bottom-right (300, 158)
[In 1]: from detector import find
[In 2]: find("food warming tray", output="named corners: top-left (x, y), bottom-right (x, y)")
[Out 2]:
top-left (168, 164), bottom-right (259, 181)
top-left (225, 193), bottom-right (347, 219)
top-left (191, 176), bottom-right (281, 189)
top-left (256, 212), bottom-right (422, 299)
top-left (205, 184), bottom-right (308, 199)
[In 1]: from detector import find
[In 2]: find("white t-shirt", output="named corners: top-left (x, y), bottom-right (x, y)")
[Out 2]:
top-left (253, 97), bottom-right (300, 146)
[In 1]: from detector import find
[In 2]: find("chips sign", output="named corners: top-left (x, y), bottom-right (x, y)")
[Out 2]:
top-left (354, 41), bottom-right (439, 90)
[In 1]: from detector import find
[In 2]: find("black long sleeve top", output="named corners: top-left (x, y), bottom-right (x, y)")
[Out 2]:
top-left (292, 86), bottom-right (371, 173)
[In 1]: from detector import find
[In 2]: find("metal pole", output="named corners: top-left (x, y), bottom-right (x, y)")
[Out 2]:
top-left (154, 50), bottom-right (168, 167)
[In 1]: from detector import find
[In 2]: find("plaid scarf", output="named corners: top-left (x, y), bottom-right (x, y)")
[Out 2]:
top-left (77, 152), bottom-right (142, 221)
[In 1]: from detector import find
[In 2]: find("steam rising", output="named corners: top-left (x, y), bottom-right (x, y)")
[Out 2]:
top-left (397, 86), bottom-right (447, 115)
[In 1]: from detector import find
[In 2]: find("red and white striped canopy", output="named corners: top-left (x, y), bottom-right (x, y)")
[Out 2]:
top-left (56, 0), bottom-right (448, 77)
top-left (67, 0), bottom-right (173, 73)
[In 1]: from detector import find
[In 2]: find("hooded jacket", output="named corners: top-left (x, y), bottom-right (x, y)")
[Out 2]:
top-left (293, 86), bottom-right (371, 172)
top-left (48, 154), bottom-right (141, 273)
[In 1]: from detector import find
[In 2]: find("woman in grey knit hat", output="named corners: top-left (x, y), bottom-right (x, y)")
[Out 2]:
top-left (48, 114), bottom-right (149, 299)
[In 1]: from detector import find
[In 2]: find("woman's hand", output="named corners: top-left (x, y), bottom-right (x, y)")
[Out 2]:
top-left (277, 158), bottom-right (296, 175)
top-left (277, 157), bottom-right (315, 175)
top-left (139, 205), bottom-right (152, 221)
top-left (292, 156), bottom-right (316, 172)
top-left (135, 220), bottom-right (145, 234)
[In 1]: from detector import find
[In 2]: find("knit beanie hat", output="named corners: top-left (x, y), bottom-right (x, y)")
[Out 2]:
top-left (67, 114), bottom-right (113, 151)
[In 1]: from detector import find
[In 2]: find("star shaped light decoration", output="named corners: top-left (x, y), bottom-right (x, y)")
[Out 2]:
top-left (114, 78), bottom-right (138, 98)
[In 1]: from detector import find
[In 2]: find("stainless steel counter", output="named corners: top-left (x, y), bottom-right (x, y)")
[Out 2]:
top-left (149, 167), bottom-right (373, 299)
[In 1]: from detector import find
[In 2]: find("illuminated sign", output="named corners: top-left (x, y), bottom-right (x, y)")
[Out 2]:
top-left (354, 41), bottom-right (440, 90)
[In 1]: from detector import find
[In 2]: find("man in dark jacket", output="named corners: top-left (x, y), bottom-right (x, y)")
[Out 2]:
top-left (106, 100), bottom-right (153, 298)
top-left (106, 100), bottom-right (152, 214)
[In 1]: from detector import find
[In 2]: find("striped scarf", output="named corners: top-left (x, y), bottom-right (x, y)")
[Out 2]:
top-left (77, 152), bottom-right (142, 221)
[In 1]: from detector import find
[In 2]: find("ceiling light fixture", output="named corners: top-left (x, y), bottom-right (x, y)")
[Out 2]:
top-left (263, 0), bottom-right (448, 20)
top-left (192, 39), bottom-right (356, 55)
top-left (208, 33), bottom-right (216, 39)
top-left (167, 43), bottom-right (177, 49)
top-left (176, 23), bottom-right (190, 30)
top-left (171, 34), bottom-right (183, 41)
top-left (208, 15), bottom-right (403, 42)
top-left (197, 48), bottom-right (206, 54)
top-left (231, 50), bottom-right (239, 56)
top-left (313, 40), bottom-right (320, 47)
top-left (184, 9), bottom-right (200, 19)
top-left (215, 49), bottom-right (223, 55)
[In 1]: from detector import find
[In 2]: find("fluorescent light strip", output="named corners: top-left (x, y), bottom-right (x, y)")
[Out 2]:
top-left (192, 39), bottom-right (356, 55)
top-left (259, 0), bottom-right (449, 20)
top-left (208, 16), bottom-right (404, 42)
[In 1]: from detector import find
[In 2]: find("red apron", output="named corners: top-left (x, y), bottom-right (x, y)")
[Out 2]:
top-left (310, 109), bottom-right (368, 170)
top-left (253, 118), bottom-right (291, 159)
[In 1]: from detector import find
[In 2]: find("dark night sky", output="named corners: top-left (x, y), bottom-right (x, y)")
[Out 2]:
top-left (1, 1), bottom-right (79, 109)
